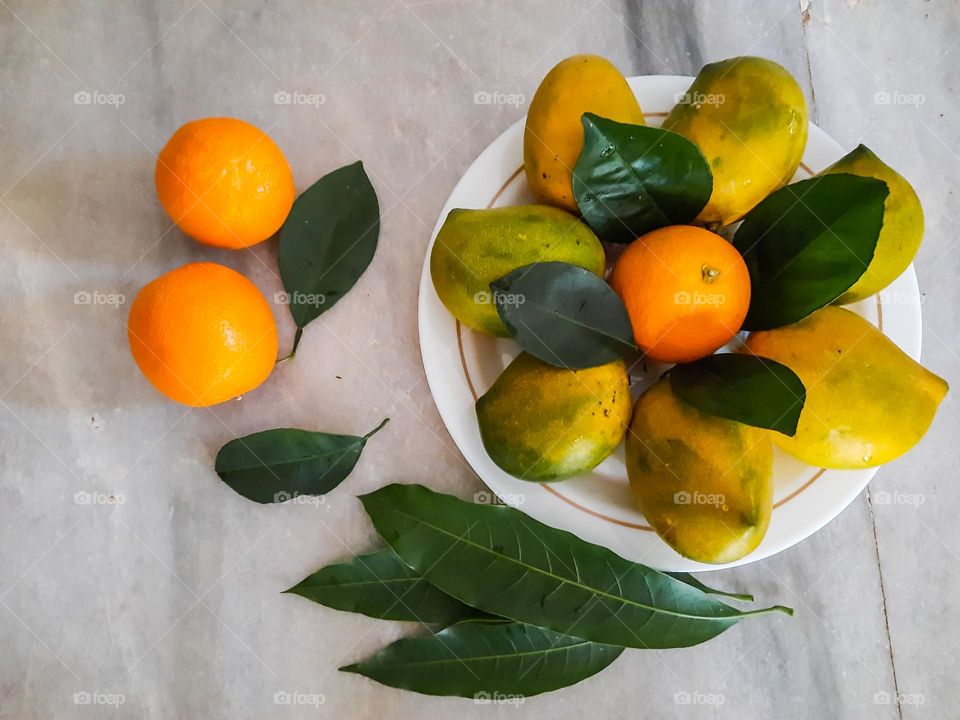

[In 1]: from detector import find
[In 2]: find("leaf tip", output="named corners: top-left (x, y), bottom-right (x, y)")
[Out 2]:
top-left (338, 663), bottom-right (361, 675)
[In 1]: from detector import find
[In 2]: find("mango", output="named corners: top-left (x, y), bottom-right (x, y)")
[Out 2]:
top-left (430, 204), bottom-right (605, 336)
top-left (524, 54), bottom-right (645, 213)
top-left (663, 56), bottom-right (808, 226)
top-left (625, 378), bottom-right (773, 564)
top-left (745, 306), bottom-right (947, 468)
top-left (476, 353), bottom-right (630, 481)
top-left (824, 145), bottom-right (924, 303)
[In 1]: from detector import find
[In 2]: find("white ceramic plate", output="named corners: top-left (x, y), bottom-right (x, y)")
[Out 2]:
top-left (417, 75), bottom-right (922, 571)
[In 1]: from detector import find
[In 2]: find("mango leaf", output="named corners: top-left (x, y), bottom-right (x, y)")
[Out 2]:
top-left (215, 419), bottom-right (388, 503)
top-left (359, 484), bottom-right (792, 649)
top-left (670, 354), bottom-right (805, 436)
top-left (573, 113), bottom-right (712, 243)
top-left (284, 548), bottom-right (478, 624)
top-left (490, 262), bottom-right (635, 369)
top-left (341, 620), bottom-right (622, 698)
top-left (279, 161), bottom-right (380, 355)
top-left (665, 572), bottom-right (754, 602)
top-left (733, 173), bottom-right (887, 330)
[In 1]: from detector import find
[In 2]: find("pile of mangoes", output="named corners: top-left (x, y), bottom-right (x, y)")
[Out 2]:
top-left (430, 54), bottom-right (947, 564)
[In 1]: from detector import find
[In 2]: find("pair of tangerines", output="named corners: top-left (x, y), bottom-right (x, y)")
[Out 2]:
top-left (128, 118), bottom-right (294, 407)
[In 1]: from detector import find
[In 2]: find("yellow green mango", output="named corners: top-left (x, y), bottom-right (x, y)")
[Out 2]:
top-left (524, 54), bottom-right (645, 213)
top-left (625, 377), bottom-right (773, 564)
top-left (430, 204), bottom-right (605, 336)
top-left (663, 56), bottom-right (808, 226)
top-left (476, 353), bottom-right (630, 481)
top-left (824, 145), bottom-right (924, 303)
top-left (745, 306), bottom-right (947, 468)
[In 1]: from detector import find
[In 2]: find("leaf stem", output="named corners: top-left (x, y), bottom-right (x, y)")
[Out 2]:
top-left (276, 327), bottom-right (304, 366)
top-left (741, 604), bottom-right (794, 617)
top-left (364, 418), bottom-right (390, 439)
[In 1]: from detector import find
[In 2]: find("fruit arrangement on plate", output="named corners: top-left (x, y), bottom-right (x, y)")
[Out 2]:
top-left (429, 54), bottom-right (948, 565)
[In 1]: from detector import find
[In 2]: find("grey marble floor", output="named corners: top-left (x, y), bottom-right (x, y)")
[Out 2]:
top-left (1, 1), bottom-right (958, 718)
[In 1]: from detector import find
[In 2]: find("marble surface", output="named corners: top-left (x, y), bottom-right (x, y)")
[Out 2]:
top-left (1, 1), bottom-right (958, 718)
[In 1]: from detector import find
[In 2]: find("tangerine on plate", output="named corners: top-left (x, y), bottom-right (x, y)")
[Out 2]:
top-left (155, 117), bottom-right (295, 249)
top-left (609, 225), bottom-right (750, 363)
top-left (128, 262), bottom-right (279, 407)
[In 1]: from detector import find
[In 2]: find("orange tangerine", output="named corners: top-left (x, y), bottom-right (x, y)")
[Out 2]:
top-left (128, 262), bottom-right (278, 406)
top-left (155, 117), bottom-right (295, 249)
top-left (609, 225), bottom-right (750, 363)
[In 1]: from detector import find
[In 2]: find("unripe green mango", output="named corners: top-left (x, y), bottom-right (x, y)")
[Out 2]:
top-left (476, 353), bottom-right (630, 481)
top-left (430, 205), bottom-right (605, 336)
top-left (823, 145), bottom-right (924, 304)
top-left (663, 56), bottom-right (808, 226)
top-left (745, 306), bottom-right (948, 469)
top-left (524, 54), bottom-right (645, 213)
top-left (625, 378), bottom-right (773, 564)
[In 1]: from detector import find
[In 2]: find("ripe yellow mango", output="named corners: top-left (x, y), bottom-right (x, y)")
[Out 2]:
top-left (745, 306), bottom-right (947, 468)
top-left (663, 56), bottom-right (808, 226)
top-left (625, 378), bottom-right (773, 564)
top-left (824, 145), bottom-right (924, 304)
top-left (476, 353), bottom-right (630, 481)
top-left (524, 54), bottom-right (645, 213)
top-left (430, 204), bottom-right (605, 336)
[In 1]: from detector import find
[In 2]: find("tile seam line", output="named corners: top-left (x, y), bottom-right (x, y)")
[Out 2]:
top-left (868, 488), bottom-right (904, 719)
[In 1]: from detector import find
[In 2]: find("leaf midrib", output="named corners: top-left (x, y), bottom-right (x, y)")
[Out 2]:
top-left (219, 439), bottom-right (362, 475)
top-left (351, 637), bottom-right (601, 669)
top-left (746, 177), bottom-right (884, 282)
top-left (588, 120), bottom-right (671, 226)
top-left (298, 577), bottom-right (418, 589)
top-left (378, 503), bottom-right (739, 623)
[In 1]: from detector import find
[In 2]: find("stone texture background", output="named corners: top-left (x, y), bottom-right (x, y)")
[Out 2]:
top-left (1, 1), bottom-right (957, 717)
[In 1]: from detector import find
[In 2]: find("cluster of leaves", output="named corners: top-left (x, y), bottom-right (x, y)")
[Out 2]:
top-left (286, 483), bottom-right (791, 697)
top-left (215, 162), bottom-right (386, 504)
top-left (488, 113), bottom-right (889, 437)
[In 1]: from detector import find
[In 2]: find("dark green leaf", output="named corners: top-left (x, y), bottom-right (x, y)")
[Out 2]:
top-left (665, 572), bottom-right (754, 602)
top-left (215, 418), bottom-right (388, 503)
top-left (341, 620), bottom-right (622, 698)
top-left (573, 113), bottom-right (712, 243)
top-left (491, 262), bottom-right (635, 369)
top-left (279, 161), bottom-right (380, 353)
top-left (284, 548), bottom-right (478, 624)
top-left (733, 173), bottom-right (887, 330)
top-left (359, 484), bottom-right (792, 649)
top-left (670, 354), bottom-right (806, 436)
